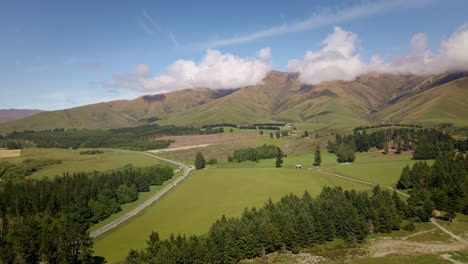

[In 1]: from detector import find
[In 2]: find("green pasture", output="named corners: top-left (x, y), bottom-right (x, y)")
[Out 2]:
top-left (332, 151), bottom-right (433, 186)
top-left (4, 148), bottom-right (165, 179)
top-left (93, 166), bottom-right (373, 263)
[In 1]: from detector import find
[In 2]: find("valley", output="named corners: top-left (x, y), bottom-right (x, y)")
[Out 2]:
top-left (1, 103), bottom-right (467, 264)
top-left (1, 5), bottom-right (468, 262)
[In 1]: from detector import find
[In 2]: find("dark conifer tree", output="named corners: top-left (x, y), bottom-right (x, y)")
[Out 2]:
top-left (275, 148), bottom-right (283, 168)
top-left (314, 145), bottom-right (321, 166)
top-left (195, 152), bottom-right (206, 170)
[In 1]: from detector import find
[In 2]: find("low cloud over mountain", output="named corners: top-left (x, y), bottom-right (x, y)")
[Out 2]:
top-left (289, 23), bottom-right (468, 85)
top-left (107, 23), bottom-right (468, 90)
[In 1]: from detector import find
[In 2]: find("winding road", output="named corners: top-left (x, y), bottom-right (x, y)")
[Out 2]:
top-left (314, 168), bottom-right (468, 246)
top-left (90, 152), bottom-right (193, 238)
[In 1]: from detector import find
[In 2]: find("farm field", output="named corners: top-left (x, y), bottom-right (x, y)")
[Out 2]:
top-left (93, 142), bottom-right (442, 263)
top-left (3, 148), bottom-right (167, 179)
top-left (0, 149), bottom-right (21, 158)
top-left (332, 151), bottom-right (432, 186)
top-left (93, 166), bottom-right (373, 263)
top-left (220, 149), bottom-right (423, 188)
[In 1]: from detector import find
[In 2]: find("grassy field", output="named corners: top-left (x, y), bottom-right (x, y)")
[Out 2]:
top-left (222, 150), bottom-right (421, 188)
top-left (92, 144), bottom-right (441, 263)
top-left (4, 148), bottom-right (165, 179)
top-left (332, 151), bottom-right (431, 186)
top-left (93, 166), bottom-right (373, 263)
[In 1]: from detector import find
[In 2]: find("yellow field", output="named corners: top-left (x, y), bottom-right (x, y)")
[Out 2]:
top-left (0, 149), bottom-right (21, 158)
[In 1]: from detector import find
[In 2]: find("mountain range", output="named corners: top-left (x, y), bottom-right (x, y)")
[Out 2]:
top-left (0, 71), bottom-right (467, 134)
top-left (0, 109), bottom-right (44, 124)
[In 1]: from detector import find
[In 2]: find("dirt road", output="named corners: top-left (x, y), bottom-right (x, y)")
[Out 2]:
top-left (430, 217), bottom-right (468, 246)
top-left (90, 152), bottom-right (193, 238)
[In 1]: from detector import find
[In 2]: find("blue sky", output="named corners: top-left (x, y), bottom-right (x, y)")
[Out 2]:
top-left (1, 0), bottom-right (467, 110)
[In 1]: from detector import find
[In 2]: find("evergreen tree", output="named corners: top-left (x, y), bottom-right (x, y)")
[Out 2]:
top-left (395, 142), bottom-right (403, 154)
top-left (275, 148), bottom-right (283, 168)
top-left (383, 143), bottom-right (389, 155)
top-left (396, 165), bottom-right (412, 189)
top-left (314, 145), bottom-right (321, 166)
top-left (126, 186), bottom-right (409, 263)
top-left (195, 152), bottom-right (206, 170)
top-left (115, 184), bottom-right (138, 204)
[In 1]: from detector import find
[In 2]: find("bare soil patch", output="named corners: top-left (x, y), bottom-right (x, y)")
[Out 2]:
top-left (157, 133), bottom-right (259, 148)
top-left (241, 252), bottom-right (327, 264)
top-left (367, 239), bottom-right (467, 257)
top-left (0, 149), bottom-right (21, 158)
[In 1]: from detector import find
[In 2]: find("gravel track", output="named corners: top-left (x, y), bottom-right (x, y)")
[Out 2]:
top-left (90, 152), bottom-right (193, 238)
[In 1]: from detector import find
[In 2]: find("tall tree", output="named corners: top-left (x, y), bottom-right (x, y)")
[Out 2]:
top-left (195, 152), bottom-right (206, 170)
top-left (314, 145), bottom-right (321, 166)
top-left (275, 148), bottom-right (283, 168)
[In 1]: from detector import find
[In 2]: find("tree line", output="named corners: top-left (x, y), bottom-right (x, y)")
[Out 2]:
top-left (252, 123), bottom-right (285, 127)
top-left (125, 186), bottom-right (406, 263)
top-left (0, 164), bottom-right (173, 263)
top-left (201, 123), bottom-right (238, 129)
top-left (228, 145), bottom-right (281, 162)
top-left (397, 152), bottom-right (468, 220)
top-left (327, 128), bottom-right (465, 162)
top-left (353, 124), bottom-right (422, 133)
top-left (7, 124), bottom-right (222, 151)
top-left (0, 158), bottom-right (62, 181)
top-left (0, 140), bottom-right (23, 149)
top-left (258, 126), bottom-right (280, 130)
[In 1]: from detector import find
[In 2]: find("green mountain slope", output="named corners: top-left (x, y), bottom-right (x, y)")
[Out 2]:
top-left (0, 88), bottom-right (237, 133)
top-left (0, 71), bottom-right (466, 134)
top-left (375, 76), bottom-right (468, 126)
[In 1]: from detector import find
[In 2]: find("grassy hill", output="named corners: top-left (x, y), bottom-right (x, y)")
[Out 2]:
top-left (375, 75), bottom-right (468, 126)
top-left (1, 71), bottom-right (466, 134)
top-left (0, 88), bottom-right (237, 133)
top-left (0, 109), bottom-right (44, 123)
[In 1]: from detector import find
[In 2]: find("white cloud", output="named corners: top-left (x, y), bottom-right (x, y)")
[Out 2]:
top-left (257, 47), bottom-right (272, 61)
top-left (289, 23), bottom-right (468, 85)
top-left (287, 26), bottom-right (366, 84)
top-left (205, 0), bottom-right (433, 47)
top-left (107, 48), bottom-right (272, 91)
top-left (134, 64), bottom-right (150, 77)
top-left (370, 23), bottom-right (468, 75)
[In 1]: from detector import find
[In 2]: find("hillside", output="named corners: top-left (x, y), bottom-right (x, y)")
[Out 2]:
top-left (375, 75), bottom-right (468, 126)
top-left (0, 88), bottom-right (237, 132)
top-left (0, 71), bottom-right (467, 134)
top-left (0, 109), bottom-right (44, 123)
